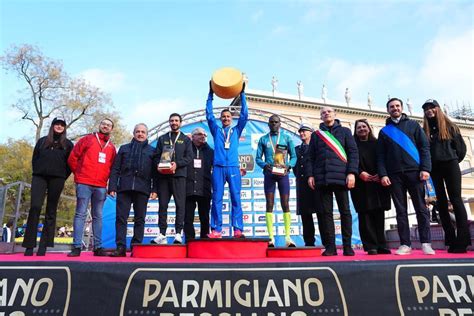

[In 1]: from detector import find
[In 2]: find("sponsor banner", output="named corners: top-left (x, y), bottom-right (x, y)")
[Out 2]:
top-left (243, 226), bottom-right (253, 236)
top-left (275, 213), bottom-right (299, 224)
top-left (254, 226), bottom-right (268, 236)
top-left (255, 213), bottom-right (268, 224)
top-left (120, 267), bottom-right (347, 315)
top-left (144, 227), bottom-right (160, 237)
top-left (252, 178), bottom-right (265, 188)
top-left (395, 263), bottom-right (474, 316)
top-left (0, 266), bottom-right (71, 316)
top-left (253, 190), bottom-right (266, 200)
top-left (239, 154), bottom-right (255, 173)
top-left (253, 201), bottom-right (267, 212)
top-left (145, 215), bottom-right (158, 225)
top-left (277, 225), bottom-right (300, 236)
top-left (242, 213), bottom-right (253, 224)
top-left (241, 178), bottom-right (252, 188)
top-left (241, 190), bottom-right (253, 200)
top-left (241, 201), bottom-right (252, 212)
top-left (222, 214), bottom-right (230, 225)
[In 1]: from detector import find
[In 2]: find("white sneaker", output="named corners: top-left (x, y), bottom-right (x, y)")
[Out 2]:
top-left (421, 243), bottom-right (435, 255)
top-left (285, 237), bottom-right (296, 247)
top-left (152, 234), bottom-right (167, 245)
top-left (268, 238), bottom-right (275, 247)
top-left (173, 233), bottom-right (182, 244)
top-left (395, 245), bottom-right (412, 255)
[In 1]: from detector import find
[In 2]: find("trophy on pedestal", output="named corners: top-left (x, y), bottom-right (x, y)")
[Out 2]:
top-left (272, 145), bottom-right (288, 176)
top-left (158, 145), bottom-right (175, 174)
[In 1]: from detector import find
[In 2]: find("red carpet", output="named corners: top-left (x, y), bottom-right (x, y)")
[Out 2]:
top-left (1, 248), bottom-right (471, 263)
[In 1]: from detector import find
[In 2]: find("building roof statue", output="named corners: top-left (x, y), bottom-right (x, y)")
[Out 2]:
top-left (344, 87), bottom-right (351, 107)
top-left (271, 76), bottom-right (278, 96)
top-left (367, 92), bottom-right (372, 110)
top-left (297, 80), bottom-right (304, 100)
top-left (321, 84), bottom-right (327, 104)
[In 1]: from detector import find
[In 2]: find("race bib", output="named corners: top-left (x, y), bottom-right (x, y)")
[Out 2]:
top-left (194, 159), bottom-right (202, 169)
top-left (98, 152), bottom-right (106, 164)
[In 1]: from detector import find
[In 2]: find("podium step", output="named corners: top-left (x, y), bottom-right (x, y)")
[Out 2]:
top-left (131, 244), bottom-right (187, 258)
top-left (267, 247), bottom-right (322, 258)
top-left (187, 238), bottom-right (269, 259)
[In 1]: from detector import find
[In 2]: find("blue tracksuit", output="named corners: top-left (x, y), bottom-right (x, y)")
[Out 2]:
top-left (206, 91), bottom-right (248, 232)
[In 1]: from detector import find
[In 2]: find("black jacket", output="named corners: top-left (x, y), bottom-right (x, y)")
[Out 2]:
top-left (32, 136), bottom-right (74, 179)
top-left (377, 114), bottom-right (431, 176)
top-left (186, 143), bottom-right (214, 198)
top-left (294, 143), bottom-right (322, 214)
top-left (154, 132), bottom-right (193, 178)
top-left (427, 119), bottom-right (466, 163)
top-left (108, 142), bottom-right (157, 195)
top-left (350, 139), bottom-right (391, 213)
top-left (306, 120), bottom-right (359, 187)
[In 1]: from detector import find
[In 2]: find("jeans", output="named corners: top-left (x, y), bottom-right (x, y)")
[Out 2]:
top-left (72, 183), bottom-right (107, 249)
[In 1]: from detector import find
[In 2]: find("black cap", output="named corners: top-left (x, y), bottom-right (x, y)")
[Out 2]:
top-left (52, 117), bottom-right (67, 126)
top-left (422, 99), bottom-right (440, 110)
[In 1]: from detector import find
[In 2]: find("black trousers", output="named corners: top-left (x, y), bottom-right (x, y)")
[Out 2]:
top-left (115, 190), bottom-right (149, 248)
top-left (184, 195), bottom-right (211, 239)
top-left (22, 175), bottom-right (65, 248)
top-left (389, 171), bottom-right (431, 246)
top-left (301, 212), bottom-right (327, 247)
top-left (358, 209), bottom-right (387, 251)
top-left (319, 185), bottom-right (352, 248)
top-left (157, 177), bottom-right (186, 235)
top-left (431, 160), bottom-right (471, 248)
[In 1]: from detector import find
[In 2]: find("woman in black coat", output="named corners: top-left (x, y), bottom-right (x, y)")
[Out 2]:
top-left (23, 117), bottom-right (73, 256)
top-left (350, 119), bottom-right (391, 255)
top-left (422, 99), bottom-right (471, 253)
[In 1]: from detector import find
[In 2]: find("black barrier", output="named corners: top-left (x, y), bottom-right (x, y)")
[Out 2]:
top-left (0, 260), bottom-right (473, 315)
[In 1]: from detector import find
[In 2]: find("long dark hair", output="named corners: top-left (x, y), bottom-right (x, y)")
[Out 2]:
top-left (423, 108), bottom-right (460, 141)
top-left (43, 123), bottom-right (68, 149)
top-left (354, 119), bottom-right (377, 141)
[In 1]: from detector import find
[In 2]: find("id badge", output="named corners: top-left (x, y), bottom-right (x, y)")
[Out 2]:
top-left (98, 152), bottom-right (106, 164)
top-left (194, 159), bottom-right (202, 168)
top-left (224, 142), bottom-right (231, 149)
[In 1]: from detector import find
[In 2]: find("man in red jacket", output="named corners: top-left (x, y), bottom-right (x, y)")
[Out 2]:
top-left (67, 118), bottom-right (117, 257)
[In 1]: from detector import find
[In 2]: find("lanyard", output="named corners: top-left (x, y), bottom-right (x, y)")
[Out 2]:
top-left (267, 132), bottom-right (281, 154)
top-left (95, 133), bottom-right (110, 152)
top-left (168, 131), bottom-right (181, 158)
top-left (221, 127), bottom-right (232, 143)
top-left (194, 144), bottom-right (200, 159)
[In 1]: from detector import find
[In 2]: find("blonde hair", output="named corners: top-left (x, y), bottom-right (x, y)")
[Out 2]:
top-left (423, 109), bottom-right (459, 141)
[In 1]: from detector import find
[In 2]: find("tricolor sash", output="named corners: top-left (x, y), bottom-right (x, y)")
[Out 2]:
top-left (316, 130), bottom-right (347, 163)
top-left (381, 124), bottom-right (420, 164)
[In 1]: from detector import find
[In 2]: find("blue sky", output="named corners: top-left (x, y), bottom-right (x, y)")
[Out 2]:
top-left (1, 0), bottom-right (473, 143)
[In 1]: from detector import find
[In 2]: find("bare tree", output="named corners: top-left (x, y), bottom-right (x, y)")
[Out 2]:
top-left (2, 44), bottom-right (127, 142)
top-left (2, 44), bottom-right (68, 141)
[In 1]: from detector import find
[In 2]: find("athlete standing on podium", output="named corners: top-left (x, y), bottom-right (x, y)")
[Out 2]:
top-left (206, 81), bottom-right (248, 238)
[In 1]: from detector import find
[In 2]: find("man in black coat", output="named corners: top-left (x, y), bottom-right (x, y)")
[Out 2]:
top-left (183, 127), bottom-right (214, 240)
top-left (377, 98), bottom-right (434, 255)
top-left (152, 113), bottom-right (193, 245)
top-left (307, 106), bottom-right (359, 256)
top-left (293, 123), bottom-right (326, 247)
top-left (108, 123), bottom-right (157, 256)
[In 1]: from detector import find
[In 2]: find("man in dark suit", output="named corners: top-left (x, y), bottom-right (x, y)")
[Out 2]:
top-left (183, 127), bottom-right (214, 240)
top-left (152, 113), bottom-right (193, 245)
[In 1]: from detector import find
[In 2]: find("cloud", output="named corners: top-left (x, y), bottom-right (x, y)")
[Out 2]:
top-left (119, 98), bottom-right (194, 132)
top-left (271, 25), bottom-right (290, 36)
top-left (78, 68), bottom-right (126, 93)
top-left (417, 29), bottom-right (473, 106)
top-left (251, 9), bottom-right (263, 23)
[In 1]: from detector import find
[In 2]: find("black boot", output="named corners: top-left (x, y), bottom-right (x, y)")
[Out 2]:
top-left (67, 248), bottom-right (81, 257)
top-left (343, 245), bottom-right (355, 256)
top-left (110, 246), bottom-right (126, 257)
top-left (24, 248), bottom-right (34, 256)
top-left (37, 246), bottom-right (47, 256)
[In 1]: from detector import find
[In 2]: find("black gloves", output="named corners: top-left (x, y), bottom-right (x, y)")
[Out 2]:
top-left (241, 81), bottom-right (246, 93)
top-left (209, 80), bottom-right (214, 94)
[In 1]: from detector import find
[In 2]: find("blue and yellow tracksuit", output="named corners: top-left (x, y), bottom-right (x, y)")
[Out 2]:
top-left (206, 91), bottom-right (248, 232)
top-left (255, 132), bottom-right (297, 170)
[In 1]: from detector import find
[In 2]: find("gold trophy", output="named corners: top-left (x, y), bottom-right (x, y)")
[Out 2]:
top-left (272, 145), bottom-right (287, 176)
top-left (158, 145), bottom-right (174, 174)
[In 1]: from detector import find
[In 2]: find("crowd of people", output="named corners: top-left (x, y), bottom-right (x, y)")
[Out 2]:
top-left (18, 86), bottom-right (471, 257)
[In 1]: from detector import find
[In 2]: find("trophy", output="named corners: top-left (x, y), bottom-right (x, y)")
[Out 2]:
top-left (211, 67), bottom-right (243, 99)
top-left (272, 145), bottom-right (287, 176)
top-left (158, 145), bottom-right (174, 174)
